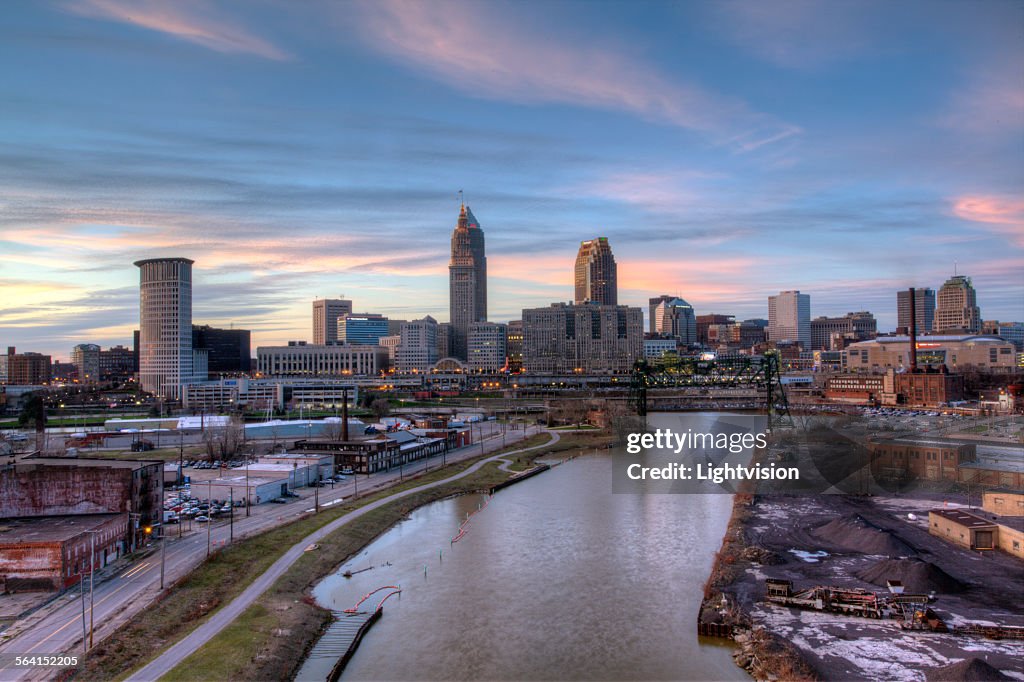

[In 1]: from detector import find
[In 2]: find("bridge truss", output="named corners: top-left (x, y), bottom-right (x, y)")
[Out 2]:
top-left (628, 351), bottom-right (793, 429)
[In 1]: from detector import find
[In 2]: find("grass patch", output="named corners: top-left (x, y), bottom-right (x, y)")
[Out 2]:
top-left (66, 433), bottom-right (557, 682)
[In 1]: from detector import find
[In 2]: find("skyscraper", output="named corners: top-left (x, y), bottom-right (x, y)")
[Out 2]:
top-left (574, 237), bottom-right (617, 306)
top-left (649, 295), bottom-right (674, 334)
top-left (768, 290), bottom-right (811, 348)
top-left (135, 257), bottom-right (194, 398)
top-left (897, 288), bottom-right (935, 334)
top-left (653, 297), bottom-right (697, 344)
top-left (313, 298), bottom-right (353, 345)
top-left (935, 275), bottom-right (981, 333)
top-left (449, 203), bottom-right (487, 360)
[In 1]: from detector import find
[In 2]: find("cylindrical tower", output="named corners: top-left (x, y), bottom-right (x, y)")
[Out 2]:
top-left (134, 257), bottom-right (194, 399)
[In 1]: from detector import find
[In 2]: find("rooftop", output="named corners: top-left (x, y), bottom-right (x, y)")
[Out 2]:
top-left (0, 513), bottom-right (124, 545)
top-left (929, 508), bottom-right (997, 528)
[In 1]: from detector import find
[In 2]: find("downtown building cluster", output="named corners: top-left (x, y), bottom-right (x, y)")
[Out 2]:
top-left (3, 204), bottom-right (1023, 412)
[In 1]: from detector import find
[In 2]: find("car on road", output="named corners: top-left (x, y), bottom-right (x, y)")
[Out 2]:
top-left (270, 498), bottom-right (288, 504)
top-left (195, 515), bottom-right (211, 522)
top-left (340, 467), bottom-right (354, 475)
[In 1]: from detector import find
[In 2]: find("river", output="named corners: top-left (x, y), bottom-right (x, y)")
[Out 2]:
top-left (297, 413), bottom-right (751, 681)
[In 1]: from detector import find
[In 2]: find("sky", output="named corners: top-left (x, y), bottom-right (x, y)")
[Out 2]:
top-left (2, 0), bottom-right (1023, 360)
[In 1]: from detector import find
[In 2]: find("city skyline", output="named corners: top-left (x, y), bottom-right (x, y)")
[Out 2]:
top-left (2, 1), bottom-right (1023, 358)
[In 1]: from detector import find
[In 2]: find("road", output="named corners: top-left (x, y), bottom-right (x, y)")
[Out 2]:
top-left (126, 429), bottom-right (558, 682)
top-left (0, 422), bottom-right (542, 682)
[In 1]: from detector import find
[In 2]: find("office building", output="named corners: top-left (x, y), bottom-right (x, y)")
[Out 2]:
top-left (257, 342), bottom-right (382, 377)
top-left (897, 288), bottom-right (935, 334)
top-left (935, 275), bottom-right (981, 334)
top-left (338, 314), bottom-right (389, 346)
top-left (192, 325), bottom-right (251, 375)
top-left (437, 322), bottom-right (453, 359)
top-left (135, 257), bottom-right (194, 399)
top-left (522, 303), bottom-right (642, 374)
top-left (648, 296), bottom-right (674, 334)
top-left (574, 237), bottom-right (617, 306)
top-left (99, 345), bottom-right (136, 382)
top-left (378, 335), bottom-right (401, 367)
top-left (768, 290), bottom-right (811, 349)
top-left (644, 338), bottom-right (678, 359)
top-left (449, 204), bottom-right (487, 360)
top-left (696, 315), bottom-right (735, 344)
top-left (468, 322), bottom-right (507, 372)
top-left (71, 343), bottom-right (101, 382)
top-left (312, 298), bottom-right (353, 345)
top-left (809, 312), bottom-right (877, 351)
top-left (989, 321), bottom-right (1024, 350)
top-left (397, 316), bottom-right (439, 373)
top-left (2, 347), bottom-right (52, 385)
top-left (652, 297), bottom-right (697, 344)
top-left (506, 320), bottom-right (524, 372)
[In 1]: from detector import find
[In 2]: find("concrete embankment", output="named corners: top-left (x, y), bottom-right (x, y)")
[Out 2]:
top-left (488, 464), bottom-right (550, 493)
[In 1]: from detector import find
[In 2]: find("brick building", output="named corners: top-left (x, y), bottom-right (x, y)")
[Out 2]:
top-left (0, 514), bottom-right (127, 592)
top-left (0, 455), bottom-right (163, 540)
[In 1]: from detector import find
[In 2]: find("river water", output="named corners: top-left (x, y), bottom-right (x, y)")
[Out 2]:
top-left (297, 413), bottom-right (749, 681)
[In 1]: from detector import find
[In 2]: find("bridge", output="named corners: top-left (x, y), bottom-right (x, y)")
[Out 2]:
top-left (628, 351), bottom-right (793, 429)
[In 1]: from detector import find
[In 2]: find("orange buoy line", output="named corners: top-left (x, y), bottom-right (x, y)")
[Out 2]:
top-left (450, 495), bottom-right (490, 544)
top-left (343, 585), bottom-right (402, 613)
top-left (375, 588), bottom-right (402, 611)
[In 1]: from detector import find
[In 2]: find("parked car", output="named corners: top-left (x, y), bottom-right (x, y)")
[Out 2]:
top-left (195, 515), bottom-right (211, 523)
top-left (340, 467), bottom-right (354, 475)
top-left (270, 498), bottom-right (288, 504)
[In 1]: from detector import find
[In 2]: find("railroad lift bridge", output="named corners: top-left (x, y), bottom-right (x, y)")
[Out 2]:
top-left (628, 350), bottom-right (794, 430)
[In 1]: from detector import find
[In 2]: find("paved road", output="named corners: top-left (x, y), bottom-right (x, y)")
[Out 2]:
top-left (0, 422), bottom-right (540, 682)
top-left (127, 430), bottom-right (559, 682)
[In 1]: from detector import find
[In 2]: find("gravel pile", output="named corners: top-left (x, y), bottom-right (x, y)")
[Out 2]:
top-left (856, 557), bottom-right (966, 594)
top-left (810, 514), bottom-right (914, 556)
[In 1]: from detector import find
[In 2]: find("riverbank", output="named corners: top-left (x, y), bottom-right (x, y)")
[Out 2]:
top-left (700, 491), bottom-right (1024, 681)
top-left (118, 431), bottom-right (611, 682)
top-left (61, 431), bottom-right (578, 681)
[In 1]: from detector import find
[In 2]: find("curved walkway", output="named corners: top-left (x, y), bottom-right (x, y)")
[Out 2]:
top-left (128, 430), bottom-right (561, 682)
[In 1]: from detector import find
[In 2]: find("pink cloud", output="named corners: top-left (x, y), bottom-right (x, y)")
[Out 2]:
top-left (346, 0), bottom-right (798, 152)
top-left (952, 195), bottom-right (1024, 246)
top-left (66, 0), bottom-right (292, 60)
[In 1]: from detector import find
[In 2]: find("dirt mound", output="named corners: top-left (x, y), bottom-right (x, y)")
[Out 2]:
top-left (925, 657), bottom-right (1011, 681)
top-left (810, 514), bottom-right (914, 556)
top-left (856, 557), bottom-right (966, 594)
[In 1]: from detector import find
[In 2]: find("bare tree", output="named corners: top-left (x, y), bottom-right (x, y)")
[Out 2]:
top-left (322, 420), bottom-right (345, 441)
top-left (370, 398), bottom-right (391, 420)
top-left (202, 417), bottom-right (245, 461)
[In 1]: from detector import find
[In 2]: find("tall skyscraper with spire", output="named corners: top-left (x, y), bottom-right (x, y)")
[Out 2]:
top-left (574, 237), bottom-right (617, 305)
top-left (449, 202), bottom-right (487, 360)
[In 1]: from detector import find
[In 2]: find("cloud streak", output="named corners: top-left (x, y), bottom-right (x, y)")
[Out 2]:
top-left (347, 0), bottom-right (799, 151)
top-left (65, 0), bottom-right (292, 60)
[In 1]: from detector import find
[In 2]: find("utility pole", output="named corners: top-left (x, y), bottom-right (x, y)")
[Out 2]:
top-left (207, 479), bottom-right (212, 557)
top-left (160, 525), bottom-right (167, 589)
top-left (88, 531), bottom-right (96, 648)
top-left (314, 466), bottom-right (319, 513)
top-left (80, 567), bottom-right (86, 653)
top-left (229, 489), bottom-right (234, 542)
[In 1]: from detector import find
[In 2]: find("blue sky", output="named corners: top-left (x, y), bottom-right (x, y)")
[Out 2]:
top-left (2, 0), bottom-right (1022, 359)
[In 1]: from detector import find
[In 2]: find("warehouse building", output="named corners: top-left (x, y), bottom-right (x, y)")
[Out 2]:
top-left (0, 514), bottom-right (128, 592)
top-left (0, 455), bottom-right (163, 538)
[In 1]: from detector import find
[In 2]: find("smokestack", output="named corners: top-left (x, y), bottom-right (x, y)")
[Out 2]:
top-left (341, 388), bottom-right (349, 441)
top-left (908, 287), bottom-right (918, 373)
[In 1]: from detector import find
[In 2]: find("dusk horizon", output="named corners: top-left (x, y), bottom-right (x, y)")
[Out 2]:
top-left (3, 0), bottom-right (1023, 359)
